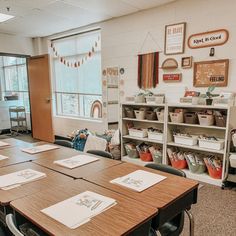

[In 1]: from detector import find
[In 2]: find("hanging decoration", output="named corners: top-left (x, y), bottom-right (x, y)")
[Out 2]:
top-left (50, 36), bottom-right (100, 68)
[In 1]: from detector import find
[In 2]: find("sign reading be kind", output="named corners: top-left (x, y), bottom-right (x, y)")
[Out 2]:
top-left (188, 29), bottom-right (229, 49)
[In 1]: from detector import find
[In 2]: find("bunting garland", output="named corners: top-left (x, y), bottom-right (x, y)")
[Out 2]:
top-left (50, 36), bottom-right (100, 68)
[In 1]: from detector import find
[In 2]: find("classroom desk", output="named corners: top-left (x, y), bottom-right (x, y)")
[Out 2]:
top-left (10, 179), bottom-right (157, 236)
top-left (0, 138), bottom-right (41, 150)
top-left (85, 162), bottom-right (199, 228)
top-left (0, 162), bottom-right (72, 226)
top-left (33, 148), bottom-right (122, 179)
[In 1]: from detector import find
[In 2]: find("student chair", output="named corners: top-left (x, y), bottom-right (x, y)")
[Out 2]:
top-left (145, 163), bottom-right (194, 236)
top-left (54, 139), bottom-right (73, 148)
top-left (87, 150), bottom-right (113, 159)
top-left (5, 214), bottom-right (23, 236)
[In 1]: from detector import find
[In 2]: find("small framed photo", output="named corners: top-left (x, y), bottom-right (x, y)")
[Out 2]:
top-left (164, 22), bottom-right (186, 55)
top-left (181, 56), bottom-right (192, 68)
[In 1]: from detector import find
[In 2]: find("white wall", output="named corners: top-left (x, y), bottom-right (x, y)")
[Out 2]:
top-left (39, 0), bottom-right (236, 137)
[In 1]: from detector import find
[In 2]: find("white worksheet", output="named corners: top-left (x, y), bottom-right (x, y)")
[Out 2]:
top-left (0, 155), bottom-right (9, 161)
top-left (110, 170), bottom-right (167, 192)
top-left (54, 155), bottom-right (99, 169)
top-left (41, 191), bottom-right (117, 229)
top-left (21, 144), bottom-right (59, 154)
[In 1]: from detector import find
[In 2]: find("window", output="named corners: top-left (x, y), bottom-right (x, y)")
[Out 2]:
top-left (52, 29), bottom-right (102, 119)
top-left (0, 56), bottom-right (30, 111)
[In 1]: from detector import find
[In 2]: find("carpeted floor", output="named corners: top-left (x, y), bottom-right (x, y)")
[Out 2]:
top-left (181, 183), bottom-right (236, 236)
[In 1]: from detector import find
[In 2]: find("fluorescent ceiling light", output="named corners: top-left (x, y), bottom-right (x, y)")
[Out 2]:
top-left (0, 13), bottom-right (15, 23)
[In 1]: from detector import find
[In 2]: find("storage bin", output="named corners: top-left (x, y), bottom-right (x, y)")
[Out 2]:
top-left (148, 132), bottom-right (163, 141)
top-left (124, 107), bottom-right (135, 118)
top-left (215, 115), bottom-right (227, 127)
top-left (124, 143), bottom-right (139, 158)
top-left (186, 158), bottom-right (206, 174)
top-left (152, 152), bottom-right (162, 163)
top-left (128, 128), bottom-right (148, 138)
top-left (125, 97), bottom-right (135, 103)
top-left (169, 112), bottom-right (184, 123)
top-left (229, 154), bottom-right (236, 168)
top-left (184, 113), bottom-right (198, 124)
top-left (204, 162), bottom-right (222, 179)
top-left (145, 96), bottom-right (156, 104)
top-left (155, 96), bottom-right (164, 104)
top-left (156, 112), bottom-right (164, 122)
top-left (134, 110), bottom-right (146, 120)
top-left (198, 138), bottom-right (225, 150)
top-left (170, 159), bottom-right (188, 169)
top-left (198, 114), bottom-right (214, 126)
top-left (134, 95), bottom-right (145, 103)
top-left (173, 135), bottom-right (198, 146)
top-left (146, 111), bottom-right (157, 120)
top-left (139, 151), bottom-right (153, 162)
top-left (232, 133), bottom-right (236, 147)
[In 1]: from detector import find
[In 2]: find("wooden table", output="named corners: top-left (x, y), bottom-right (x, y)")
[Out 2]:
top-left (33, 148), bottom-right (122, 179)
top-left (0, 138), bottom-right (41, 150)
top-left (85, 162), bottom-right (199, 227)
top-left (11, 179), bottom-right (157, 236)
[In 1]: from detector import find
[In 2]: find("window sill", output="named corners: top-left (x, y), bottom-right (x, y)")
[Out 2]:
top-left (54, 115), bottom-right (103, 123)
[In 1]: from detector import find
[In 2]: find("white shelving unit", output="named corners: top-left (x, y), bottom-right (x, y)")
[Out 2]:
top-left (120, 102), bottom-right (236, 187)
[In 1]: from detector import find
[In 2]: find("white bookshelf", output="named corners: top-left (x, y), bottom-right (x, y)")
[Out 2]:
top-left (121, 102), bottom-right (236, 187)
top-left (121, 155), bottom-right (152, 166)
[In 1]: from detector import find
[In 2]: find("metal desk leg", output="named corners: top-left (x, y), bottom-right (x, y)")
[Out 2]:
top-left (185, 210), bottom-right (194, 236)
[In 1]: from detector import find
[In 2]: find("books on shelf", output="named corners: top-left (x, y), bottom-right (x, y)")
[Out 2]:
top-left (21, 144), bottom-right (59, 154)
top-left (0, 155), bottom-right (9, 161)
top-left (54, 155), bottom-right (100, 169)
top-left (0, 169), bottom-right (46, 190)
top-left (110, 170), bottom-right (166, 192)
top-left (41, 191), bottom-right (117, 229)
top-left (0, 141), bottom-right (10, 147)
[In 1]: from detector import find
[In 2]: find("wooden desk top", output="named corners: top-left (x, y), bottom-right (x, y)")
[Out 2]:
top-left (33, 148), bottom-right (122, 179)
top-left (0, 138), bottom-right (41, 150)
top-left (11, 179), bottom-right (157, 236)
top-left (0, 162), bottom-right (72, 206)
top-left (85, 162), bottom-right (199, 209)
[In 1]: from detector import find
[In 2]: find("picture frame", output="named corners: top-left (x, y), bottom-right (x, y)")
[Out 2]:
top-left (181, 56), bottom-right (192, 69)
top-left (164, 22), bottom-right (186, 55)
top-left (193, 59), bottom-right (229, 87)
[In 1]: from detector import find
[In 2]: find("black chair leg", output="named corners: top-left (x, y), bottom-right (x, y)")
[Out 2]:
top-left (185, 210), bottom-right (194, 236)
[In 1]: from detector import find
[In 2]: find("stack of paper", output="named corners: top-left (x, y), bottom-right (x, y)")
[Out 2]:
top-left (0, 141), bottom-right (10, 147)
top-left (0, 155), bottom-right (9, 161)
top-left (110, 170), bottom-right (167, 192)
top-left (0, 169), bottom-right (46, 190)
top-left (41, 191), bottom-right (117, 229)
top-left (21, 144), bottom-right (59, 154)
top-left (54, 155), bottom-right (99, 169)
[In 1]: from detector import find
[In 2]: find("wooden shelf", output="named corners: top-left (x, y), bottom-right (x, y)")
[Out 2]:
top-left (122, 102), bottom-right (165, 107)
top-left (123, 135), bottom-right (163, 144)
top-left (122, 155), bottom-right (152, 166)
top-left (122, 117), bottom-right (164, 124)
top-left (168, 122), bottom-right (226, 130)
top-left (182, 169), bottom-right (222, 186)
top-left (167, 142), bottom-right (225, 154)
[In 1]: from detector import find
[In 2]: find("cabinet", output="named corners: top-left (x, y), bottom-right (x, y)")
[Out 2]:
top-left (9, 106), bottom-right (28, 134)
top-left (121, 102), bottom-right (236, 186)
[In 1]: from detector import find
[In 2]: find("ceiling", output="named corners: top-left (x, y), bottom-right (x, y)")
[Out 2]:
top-left (0, 0), bottom-right (176, 38)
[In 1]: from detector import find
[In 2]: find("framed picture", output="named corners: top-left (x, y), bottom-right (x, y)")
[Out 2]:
top-left (181, 56), bottom-right (192, 68)
top-left (193, 59), bottom-right (229, 87)
top-left (164, 22), bottom-right (186, 55)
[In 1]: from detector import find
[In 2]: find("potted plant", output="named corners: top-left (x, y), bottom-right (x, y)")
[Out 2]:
top-left (206, 86), bottom-right (218, 105)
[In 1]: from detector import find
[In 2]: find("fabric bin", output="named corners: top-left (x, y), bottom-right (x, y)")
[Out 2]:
top-left (156, 112), bottom-right (164, 122)
top-left (139, 151), bottom-right (153, 162)
top-left (128, 128), bottom-right (148, 138)
top-left (146, 111), bottom-right (157, 120)
top-left (229, 154), bottom-right (236, 168)
top-left (148, 132), bottom-right (163, 141)
top-left (198, 139), bottom-right (224, 150)
top-left (152, 152), bottom-right (162, 163)
top-left (198, 114), bottom-right (214, 126)
top-left (184, 113), bottom-right (198, 124)
top-left (204, 162), bottom-right (222, 179)
top-left (215, 115), bottom-right (227, 127)
top-left (124, 107), bottom-right (135, 118)
top-left (124, 143), bottom-right (139, 158)
top-left (145, 96), bottom-right (156, 104)
top-left (134, 95), bottom-right (145, 103)
top-left (134, 110), bottom-right (146, 120)
top-left (125, 97), bottom-right (135, 103)
top-left (186, 159), bottom-right (206, 174)
top-left (170, 159), bottom-right (187, 169)
top-left (169, 112), bottom-right (184, 123)
top-left (174, 135), bottom-right (198, 146)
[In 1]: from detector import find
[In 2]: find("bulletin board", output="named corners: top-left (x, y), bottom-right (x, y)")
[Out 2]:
top-left (193, 59), bottom-right (229, 87)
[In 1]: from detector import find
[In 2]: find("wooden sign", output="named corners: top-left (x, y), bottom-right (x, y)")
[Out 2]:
top-left (161, 58), bottom-right (178, 69)
top-left (164, 22), bottom-right (186, 55)
top-left (188, 29), bottom-right (229, 49)
top-left (163, 74), bottom-right (182, 82)
top-left (193, 59), bottom-right (229, 87)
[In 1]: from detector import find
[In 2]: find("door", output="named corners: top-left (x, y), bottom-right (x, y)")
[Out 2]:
top-left (27, 54), bottom-right (54, 142)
